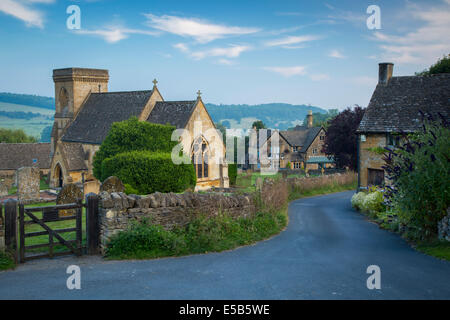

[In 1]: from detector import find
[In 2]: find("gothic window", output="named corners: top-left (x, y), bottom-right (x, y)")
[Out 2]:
top-left (192, 137), bottom-right (210, 179)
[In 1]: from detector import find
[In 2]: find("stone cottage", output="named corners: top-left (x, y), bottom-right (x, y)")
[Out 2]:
top-left (357, 62), bottom-right (450, 189)
top-left (0, 143), bottom-right (51, 189)
top-left (50, 67), bottom-right (228, 191)
top-left (260, 111), bottom-right (334, 170)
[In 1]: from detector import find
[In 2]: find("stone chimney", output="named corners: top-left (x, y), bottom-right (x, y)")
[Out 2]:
top-left (378, 62), bottom-right (394, 85)
top-left (307, 110), bottom-right (313, 128)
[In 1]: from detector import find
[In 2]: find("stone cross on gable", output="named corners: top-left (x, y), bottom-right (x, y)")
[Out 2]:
top-left (152, 79), bottom-right (158, 87)
top-left (197, 90), bottom-right (202, 99)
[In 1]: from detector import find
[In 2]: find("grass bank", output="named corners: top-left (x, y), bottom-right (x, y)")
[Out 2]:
top-left (0, 251), bottom-right (15, 271)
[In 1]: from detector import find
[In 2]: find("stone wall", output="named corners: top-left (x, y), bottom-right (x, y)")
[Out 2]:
top-left (359, 133), bottom-right (386, 188)
top-left (0, 208), bottom-right (4, 252)
top-left (98, 191), bottom-right (255, 251)
top-left (438, 208), bottom-right (450, 242)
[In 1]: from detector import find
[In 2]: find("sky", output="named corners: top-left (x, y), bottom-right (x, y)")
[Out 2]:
top-left (0, 0), bottom-right (449, 110)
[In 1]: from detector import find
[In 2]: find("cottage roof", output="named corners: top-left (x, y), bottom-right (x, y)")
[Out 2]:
top-left (279, 127), bottom-right (322, 152)
top-left (62, 90), bottom-right (153, 144)
top-left (0, 143), bottom-right (51, 170)
top-left (358, 74), bottom-right (450, 133)
top-left (146, 100), bottom-right (198, 128)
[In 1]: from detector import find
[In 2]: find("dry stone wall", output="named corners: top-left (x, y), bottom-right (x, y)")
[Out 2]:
top-left (438, 208), bottom-right (450, 242)
top-left (0, 209), bottom-right (4, 252)
top-left (99, 191), bottom-right (255, 251)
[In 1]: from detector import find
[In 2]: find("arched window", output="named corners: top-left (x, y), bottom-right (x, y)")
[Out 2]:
top-left (191, 137), bottom-right (209, 179)
top-left (59, 87), bottom-right (69, 116)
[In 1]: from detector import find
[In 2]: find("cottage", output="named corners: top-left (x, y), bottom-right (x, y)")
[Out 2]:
top-left (49, 68), bottom-right (228, 191)
top-left (261, 111), bottom-right (334, 171)
top-left (357, 62), bottom-right (450, 189)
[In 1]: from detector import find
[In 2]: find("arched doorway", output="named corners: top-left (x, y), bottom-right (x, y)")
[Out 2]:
top-left (191, 136), bottom-right (210, 179)
top-left (55, 164), bottom-right (63, 188)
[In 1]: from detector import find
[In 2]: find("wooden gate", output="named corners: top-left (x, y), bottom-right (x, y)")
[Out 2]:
top-left (18, 201), bottom-right (84, 262)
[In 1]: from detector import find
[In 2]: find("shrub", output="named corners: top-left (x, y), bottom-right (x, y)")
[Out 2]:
top-left (124, 183), bottom-right (139, 195)
top-left (383, 114), bottom-right (450, 240)
top-left (362, 191), bottom-right (385, 216)
top-left (0, 251), bottom-right (15, 271)
top-left (93, 117), bottom-right (177, 180)
top-left (101, 151), bottom-right (196, 194)
top-left (228, 163), bottom-right (237, 186)
top-left (351, 192), bottom-right (366, 211)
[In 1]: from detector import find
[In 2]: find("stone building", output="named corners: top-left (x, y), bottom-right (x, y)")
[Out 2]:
top-left (261, 111), bottom-right (334, 170)
top-left (50, 67), bottom-right (228, 191)
top-left (357, 62), bottom-right (450, 189)
top-left (0, 143), bottom-right (51, 189)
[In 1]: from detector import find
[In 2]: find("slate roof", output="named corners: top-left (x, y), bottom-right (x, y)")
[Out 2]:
top-left (0, 143), bottom-right (51, 170)
top-left (358, 74), bottom-right (450, 133)
top-left (279, 127), bottom-right (322, 152)
top-left (62, 90), bottom-right (153, 144)
top-left (59, 143), bottom-right (88, 171)
top-left (147, 101), bottom-right (198, 128)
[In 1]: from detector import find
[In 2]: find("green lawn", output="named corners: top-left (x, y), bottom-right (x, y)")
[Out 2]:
top-left (416, 241), bottom-right (450, 261)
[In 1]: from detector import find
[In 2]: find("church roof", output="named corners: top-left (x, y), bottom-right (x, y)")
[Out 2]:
top-left (0, 143), bottom-right (51, 170)
top-left (59, 143), bottom-right (88, 171)
top-left (147, 100), bottom-right (198, 128)
top-left (358, 74), bottom-right (450, 133)
top-left (62, 90), bottom-right (153, 144)
top-left (279, 127), bottom-right (322, 152)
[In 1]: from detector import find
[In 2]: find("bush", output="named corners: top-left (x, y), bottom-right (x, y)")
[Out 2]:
top-left (0, 251), bottom-right (15, 271)
top-left (124, 183), bottom-right (139, 195)
top-left (351, 192), bottom-right (367, 211)
top-left (93, 117), bottom-right (177, 180)
top-left (101, 151), bottom-right (196, 194)
top-left (383, 115), bottom-right (450, 240)
top-left (228, 163), bottom-right (237, 186)
top-left (362, 191), bottom-right (385, 216)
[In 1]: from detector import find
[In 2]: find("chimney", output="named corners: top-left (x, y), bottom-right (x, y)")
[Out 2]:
top-left (378, 62), bottom-right (394, 85)
top-left (307, 110), bottom-right (313, 128)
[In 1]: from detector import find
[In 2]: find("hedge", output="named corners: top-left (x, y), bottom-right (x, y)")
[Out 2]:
top-left (228, 163), bottom-right (237, 186)
top-left (93, 117), bottom-right (178, 180)
top-left (101, 151), bottom-right (196, 194)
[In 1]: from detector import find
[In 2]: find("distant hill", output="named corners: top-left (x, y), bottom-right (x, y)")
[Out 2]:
top-left (0, 92), bottom-right (329, 134)
top-left (0, 92), bottom-right (54, 110)
top-left (205, 103), bottom-right (327, 130)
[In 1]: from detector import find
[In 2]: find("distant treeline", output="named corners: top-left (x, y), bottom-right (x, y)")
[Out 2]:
top-left (0, 128), bottom-right (38, 143)
top-left (0, 92), bottom-right (54, 110)
top-left (0, 110), bottom-right (53, 120)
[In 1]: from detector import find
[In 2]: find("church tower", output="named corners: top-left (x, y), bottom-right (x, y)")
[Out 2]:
top-left (51, 68), bottom-right (109, 154)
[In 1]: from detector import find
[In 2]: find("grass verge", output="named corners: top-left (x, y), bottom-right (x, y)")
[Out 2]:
top-left (0, 251), bottom-right (15, 271)
top-left (415, 241), bottom-right (450, 261)
top-left (289, 181), bottom-right (357, 201)
top-left (105, 208), bottom-right (288, 260)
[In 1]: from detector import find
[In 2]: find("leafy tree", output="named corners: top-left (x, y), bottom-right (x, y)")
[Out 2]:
top-left (251, 120), bottom-right (266, 129)
top-left (0, 128), bottom-right (38, 143)
top-left (299, 109), bottom-right (339, 129)
top-left (323, 106), bottom-right (365, 170)
top-left (93, 117), bottom-right (178, 180)
top-left (40, 125), bottom-right (52, 143)
top-left (415, 54), bottom-right (450, 76)
top-left (383, 114), bottom-right (450, 240)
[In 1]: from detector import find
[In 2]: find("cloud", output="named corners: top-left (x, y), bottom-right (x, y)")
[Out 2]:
top-left (328, 49), bottom-right (346, 59)
top-left (173, 43), bottom-right (250, 60)
top-left (310, 74), bottom-right (330, 81)
top-left (264, 35), bottom-right (319, 48)
top-left (372, 1), bottom-right (450, 65)
top-left (76, 27), bottom-right (159, 43)
top-left (262, 66), bottom-right (307, 77)
top-left (217, 59), bottom-right (234, 65)
top-left (0, 0), bottom-right (48, 28)
top-left (144, 14), bottom-right (260, 43)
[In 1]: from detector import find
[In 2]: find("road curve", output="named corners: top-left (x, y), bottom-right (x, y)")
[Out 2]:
top-left (0, 191), bottom-right (449, 299)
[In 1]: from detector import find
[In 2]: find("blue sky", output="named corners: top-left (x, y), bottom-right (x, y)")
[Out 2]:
top-left (0, 0), bottom-right (449, 110)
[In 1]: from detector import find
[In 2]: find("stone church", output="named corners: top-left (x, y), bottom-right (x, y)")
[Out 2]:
top-left (50, 67), bottom-right (228, 192)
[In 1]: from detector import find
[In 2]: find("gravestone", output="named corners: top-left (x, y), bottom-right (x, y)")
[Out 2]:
top-left (100, 176), bottom-right (125, 193)
top-left (17, 167), bottom-right (40, 202)
top-left (0, 182), bottom-right (8, 197)
top-left (56, 183), bottom-right (83, 217)
top-left (255, 177), bottom-right (263, 191)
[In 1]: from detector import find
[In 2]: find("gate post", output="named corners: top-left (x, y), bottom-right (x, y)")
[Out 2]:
top-left (86, 193), bottom-right (99, 255)
top-left (4, 199), bottom-right (18, 263)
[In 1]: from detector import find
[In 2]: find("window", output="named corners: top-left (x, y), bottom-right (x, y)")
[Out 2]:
top-left (368, 169), bottom-right (384, 186)
top-left (320, 135), bottom-right (325, 141)
top-left (192, 137), bottom-right (209, 179)
top-left (387, 133), bottom-right (400, 147)
top-left (312, 148), bottom-right (318, 154)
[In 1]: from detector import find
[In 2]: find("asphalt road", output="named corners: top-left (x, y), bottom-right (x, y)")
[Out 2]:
top-left (1, 191), bottom-right (449, 300)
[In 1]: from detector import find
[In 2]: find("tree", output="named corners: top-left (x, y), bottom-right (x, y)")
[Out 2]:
top-left (0, 128), bottom-right (38, 143)
top-left (323, 106), bottom-right (365, 170)
top-left (415, 54), bottom-right (450, 76)
top-left (299, 109), bottom-right (339, 129)
top-left (251, 120), bottom-right (266, 129)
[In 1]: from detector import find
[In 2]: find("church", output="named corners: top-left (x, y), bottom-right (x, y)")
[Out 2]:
top-left (49, 67), bottom-right (229, 192)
